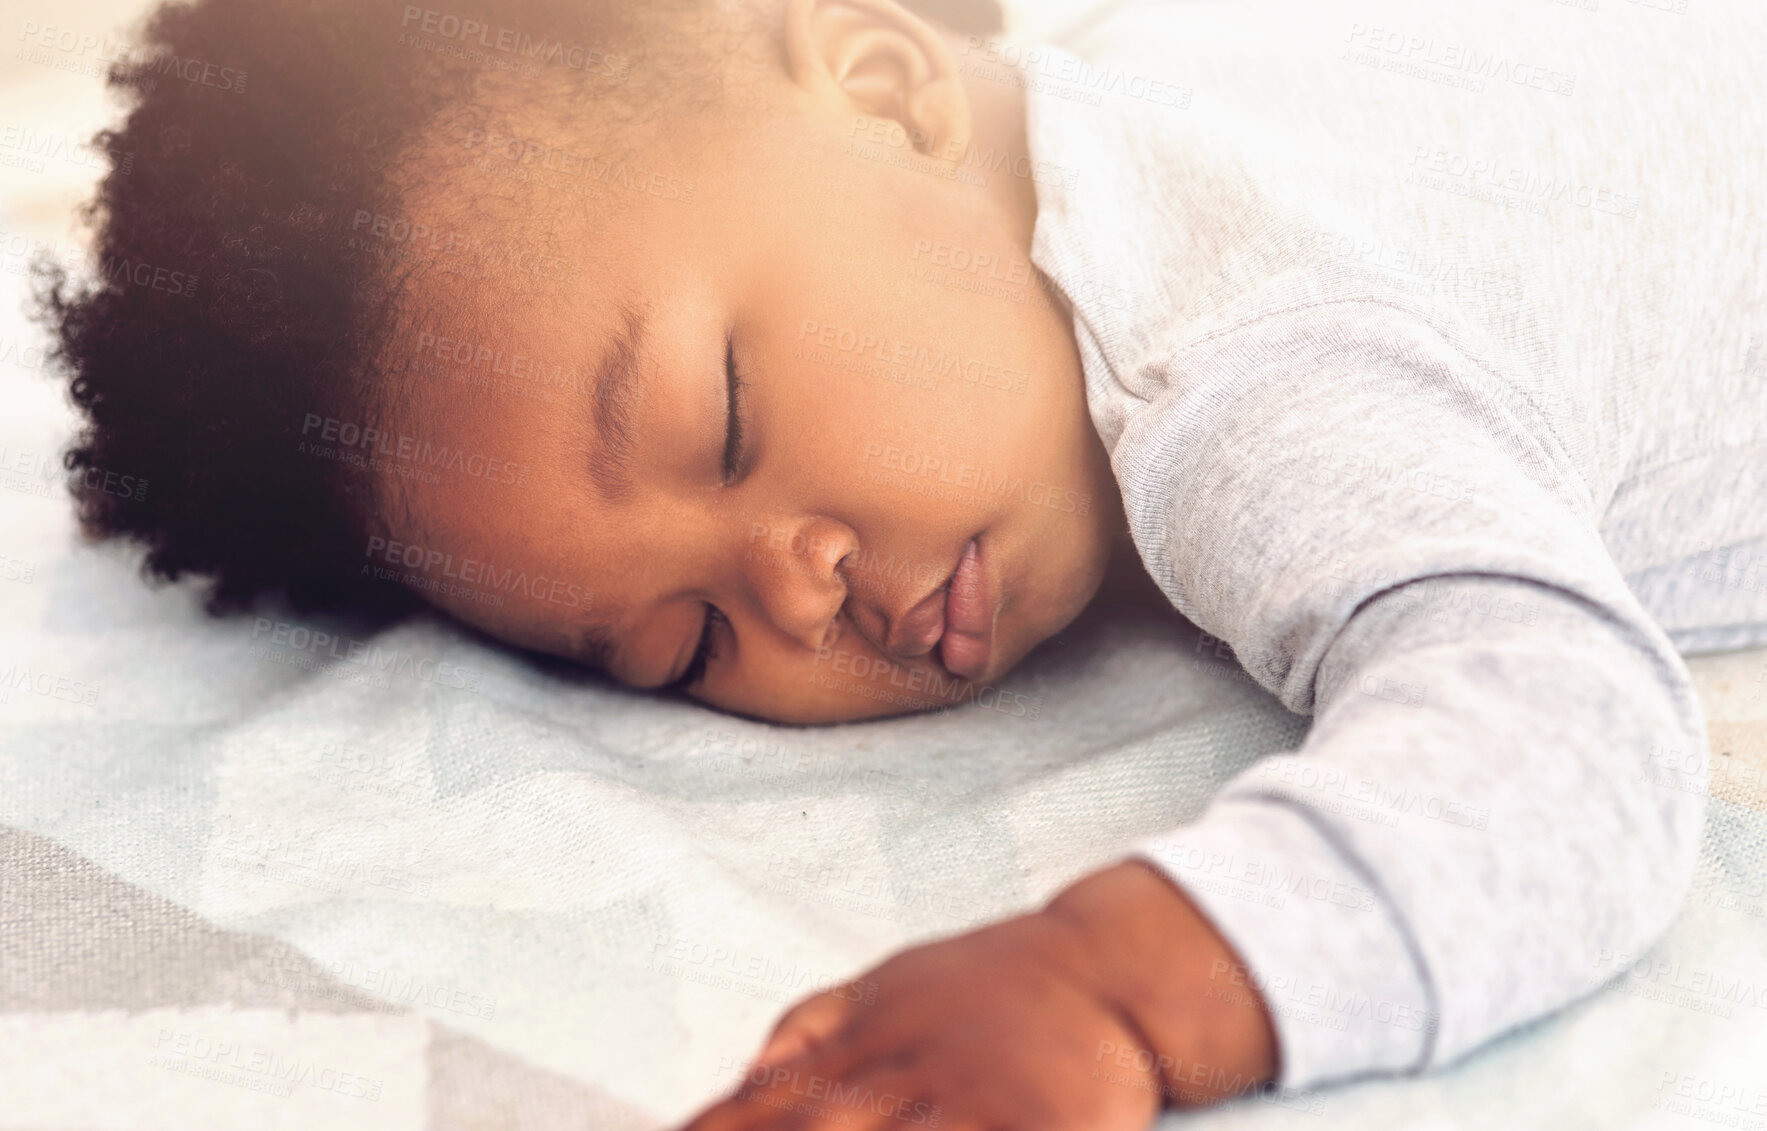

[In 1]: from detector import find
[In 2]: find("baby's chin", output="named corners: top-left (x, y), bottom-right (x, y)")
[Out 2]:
top-left (689, 650), bottom-right (1010, 726)
top-left (709, 621), bottom-right (1066, 726)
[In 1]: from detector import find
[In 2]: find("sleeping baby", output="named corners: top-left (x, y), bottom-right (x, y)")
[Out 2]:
top-left (39, 0), bottom-right (1767, 1125)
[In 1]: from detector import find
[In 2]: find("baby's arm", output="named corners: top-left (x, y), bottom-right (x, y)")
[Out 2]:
top-left (1128, 571), bottom-right (1704, 1086)
top-left (1026, 566), bottom-right (1705, 1102)
top-left (1106, 302), bottom-right (1708, 1088)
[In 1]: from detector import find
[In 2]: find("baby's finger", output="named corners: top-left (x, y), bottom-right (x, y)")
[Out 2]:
top-left (741, 1065), bottom-right (933, 1131)
top-left (788, 1065), bottom-right (945, 1131)
top-left (751, 982), bottom-right (862, 1066)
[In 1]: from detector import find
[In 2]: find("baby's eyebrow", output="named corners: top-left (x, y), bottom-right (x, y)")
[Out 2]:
top-left (583, 302), bottom-right (648, 503)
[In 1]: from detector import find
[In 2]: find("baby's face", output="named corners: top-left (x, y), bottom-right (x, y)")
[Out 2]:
top-left (367, 22), bottom-right (1121, 723)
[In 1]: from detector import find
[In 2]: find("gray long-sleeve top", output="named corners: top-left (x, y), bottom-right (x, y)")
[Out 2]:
top-left (1015, 0), bottom-right (1767, 1090)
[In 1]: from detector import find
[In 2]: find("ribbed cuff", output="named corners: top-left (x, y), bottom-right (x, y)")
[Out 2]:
top-left (1130, 798), bottom-right (1438, 1090)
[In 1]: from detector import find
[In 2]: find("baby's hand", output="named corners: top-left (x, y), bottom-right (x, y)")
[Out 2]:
top-left (678, 911), bottom-right (1163, 1130)
top-left (677, 861), bottom-right (1277, 1131)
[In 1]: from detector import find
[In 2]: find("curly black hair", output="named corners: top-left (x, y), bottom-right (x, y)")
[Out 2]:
top-left (33, 0), bottom-right (1005, 618)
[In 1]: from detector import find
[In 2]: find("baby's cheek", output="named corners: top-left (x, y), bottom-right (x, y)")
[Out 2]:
top-left (707, 645), bottom-right (976, 725)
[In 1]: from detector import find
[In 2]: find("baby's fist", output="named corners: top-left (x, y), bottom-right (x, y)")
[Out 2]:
top-left (679, 911), bottom-right (1169, 1131)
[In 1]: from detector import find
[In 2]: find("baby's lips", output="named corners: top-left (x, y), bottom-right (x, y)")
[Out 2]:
top-left (940, 627), bottom-right (991, 680)
top-left (940, 539), bottom-right (994, 680)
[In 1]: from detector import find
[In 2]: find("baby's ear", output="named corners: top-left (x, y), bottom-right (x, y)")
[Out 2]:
top-left (783, 0), bottom-right (973, 159)
top-left (901, 0), bottom-right (1006, 37)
